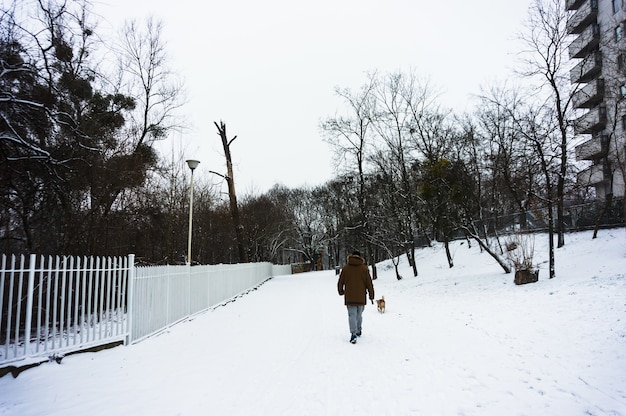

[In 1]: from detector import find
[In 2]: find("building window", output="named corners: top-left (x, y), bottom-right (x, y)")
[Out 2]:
top-left (612, 0), bottom-right (624, 14)
top-left (616, 25), bottom-right (624, 42)
top-left (619, 54), bottom-right (626, 71)
top-left (621, 84), bottom-right (626, 98)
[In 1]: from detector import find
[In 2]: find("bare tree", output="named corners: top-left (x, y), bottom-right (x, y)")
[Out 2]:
top-left (312, 176), bottom-right (359, 270)
top-left (286, 187), bottom-right (329, 269)
top-left (116, 17), bottom-right (185, 148)
top-left (320, 72), bottom-right (378, 275)
top-left (212, 121), bottom-right (248, 263)
top-left (519, 0), bottom-right (576, 248)
top-left (240, 191), bottom-right (294, 263)
top-left (476, 84), bottom-right (543, 230)
top-left (370, 71), bottom-right (424, 277)
top-left (478, 83), bottom-right (559, 279)
top-left (367, 152), bottom-right (412, 279)
top-left (455, 114), bottom-right (492, 241)
top-left (517, 105), bottom-right (559, 279)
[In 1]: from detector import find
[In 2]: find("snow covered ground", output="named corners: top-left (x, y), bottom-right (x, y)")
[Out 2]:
top-left (1, 229), bottom-right (625, 415)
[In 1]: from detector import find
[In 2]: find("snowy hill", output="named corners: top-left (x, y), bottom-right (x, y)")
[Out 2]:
top-left (0, 229), bottom-right (625, 415)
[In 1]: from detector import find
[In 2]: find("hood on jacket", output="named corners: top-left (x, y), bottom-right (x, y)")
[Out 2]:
top-left (347, 254), bottom-right (364, 266)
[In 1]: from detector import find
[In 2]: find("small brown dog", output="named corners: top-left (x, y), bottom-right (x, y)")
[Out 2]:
top-left (376, 296), bottom-right (385, 313)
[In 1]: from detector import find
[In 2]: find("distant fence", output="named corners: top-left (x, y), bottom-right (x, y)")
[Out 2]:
top-left (468, 198), bottom-right (625, 237)
top-left (0, 254), bottom-right (291, 368)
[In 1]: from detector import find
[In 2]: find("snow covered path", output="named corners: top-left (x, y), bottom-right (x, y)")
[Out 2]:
top-left (1, 230), bottom-right (625, 415)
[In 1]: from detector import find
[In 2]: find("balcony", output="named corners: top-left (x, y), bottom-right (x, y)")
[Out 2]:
top-left (575, 133), bottom-right (608, 160)
top-left (570, 51), bottom-right (602, 83)
top-left (567, 0), bottom-right (598, 34)
top-left (574, 105), bottom-right (606, 134)
top-left (577, 163), bottom-right (610, 186)
top-left (572, 78), bottom-right (604, 108)
top-left (567, 0), bottom-right (586, 10)
top-left (569, 23), bottom-right (600, 58)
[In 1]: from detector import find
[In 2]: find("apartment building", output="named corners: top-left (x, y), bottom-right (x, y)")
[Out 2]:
top-left (568, 0), bottom-right (626, 200)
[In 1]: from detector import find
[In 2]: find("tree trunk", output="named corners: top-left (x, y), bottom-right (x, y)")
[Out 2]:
top-left (393, 258), bottom-right (402, 280)
top-left (410, 243), bottom-right (418, 277)
top-left (593, 159), bottom-right (616, 238)
top-left (444, 240), bottom-right (453, 268)
top-left (547, 203), bottom-right (555, 279)
top-left (557, 134), bottom-right (566, 249)
top-left (215, 121), bottom-right (248, 263)
top-left (461, 226), bottom-right (511, 273)
top-left (592, 194), bottom-right (612, 239)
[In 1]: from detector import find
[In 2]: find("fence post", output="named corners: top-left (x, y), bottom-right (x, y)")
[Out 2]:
top-left (23, 254), bottom-right (36, 358)
top-left (187, 263), bottom-right (191, 317)
top-left (125, 254), bottom-right (135, 345)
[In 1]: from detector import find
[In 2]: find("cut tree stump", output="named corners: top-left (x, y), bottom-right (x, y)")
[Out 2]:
top-left (514, 269), bottom-right (539, 285)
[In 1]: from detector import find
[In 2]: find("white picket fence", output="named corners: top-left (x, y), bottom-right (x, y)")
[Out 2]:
top-left (0, 254), bottom-right (291, 368)
top-left (130, 262), bottom-right (291, 343)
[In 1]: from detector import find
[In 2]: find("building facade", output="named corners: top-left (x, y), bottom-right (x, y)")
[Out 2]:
top-left (568, 0), bottom-right (626, 200)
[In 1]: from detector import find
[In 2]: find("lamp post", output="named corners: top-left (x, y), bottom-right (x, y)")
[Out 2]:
top-left (186, 159), bottom-right (200, 265)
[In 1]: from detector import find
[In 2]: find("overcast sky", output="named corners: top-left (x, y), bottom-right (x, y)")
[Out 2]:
top-left (98, 0), bottom-right (534, 194)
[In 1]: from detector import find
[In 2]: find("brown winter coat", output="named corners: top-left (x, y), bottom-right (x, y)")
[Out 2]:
top-left (337, 254), bottom-right (375, 306)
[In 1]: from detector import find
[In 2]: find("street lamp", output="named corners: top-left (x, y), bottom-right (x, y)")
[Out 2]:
top-left (186, 159), bottom-right (200, 265)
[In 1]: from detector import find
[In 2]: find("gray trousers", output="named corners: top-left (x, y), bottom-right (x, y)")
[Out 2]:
top-left (347, 305), bottom-right (364, 335)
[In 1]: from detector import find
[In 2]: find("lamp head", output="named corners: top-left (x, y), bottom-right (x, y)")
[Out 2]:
top-left (186, 159), bottom-right (200, 171)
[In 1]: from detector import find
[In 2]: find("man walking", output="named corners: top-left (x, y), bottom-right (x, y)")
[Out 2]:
top-left (337, 251), bottom-right (375, 344)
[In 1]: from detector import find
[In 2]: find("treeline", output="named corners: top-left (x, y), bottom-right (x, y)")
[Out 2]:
top-left (1, 1), bottom-right (623, 274)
